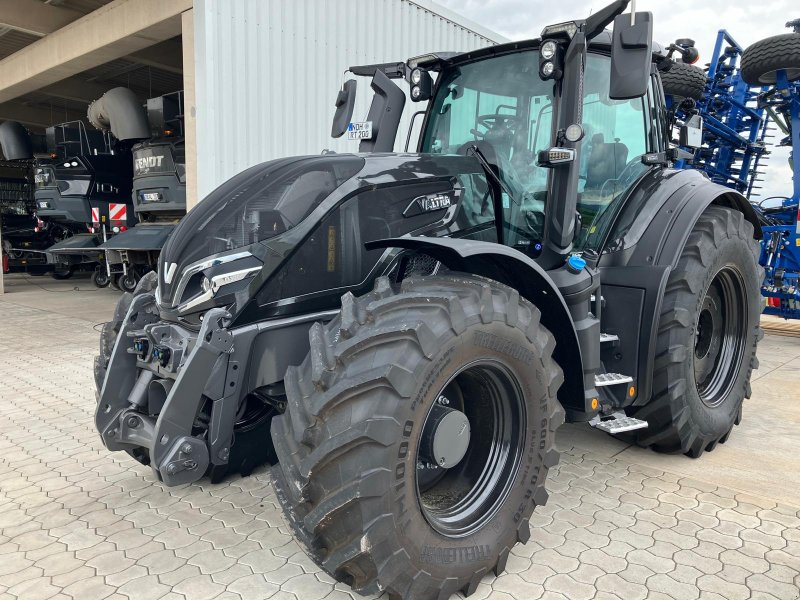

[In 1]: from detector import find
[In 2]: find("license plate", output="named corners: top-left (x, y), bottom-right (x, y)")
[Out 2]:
top-left (38, 201), bottom-right (50, 209)
top-left (141, 192), bottom-right (162, 202)
top-left (346, 121), bottom-right (373, 140)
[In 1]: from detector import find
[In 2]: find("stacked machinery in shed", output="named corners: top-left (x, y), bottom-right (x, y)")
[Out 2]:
top-left (0, 121), bottom-right (61, 276)
top-left (99, 91), bottom-right (186, 292)
top-left (40, 87), bottom-right (148, 281)
top-left (663, 23), bottom-right (800, 319)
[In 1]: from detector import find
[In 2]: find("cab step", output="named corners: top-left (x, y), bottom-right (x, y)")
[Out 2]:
top-left (589, 411), bottom-right (648, 434)
top-left (594, 372), bottom-right (633, 387)
top-left (600, 332), bottom-right (619, 343)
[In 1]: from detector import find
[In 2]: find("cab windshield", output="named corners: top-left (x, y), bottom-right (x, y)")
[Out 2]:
top-left (420, 49), bottom-right (650, 252)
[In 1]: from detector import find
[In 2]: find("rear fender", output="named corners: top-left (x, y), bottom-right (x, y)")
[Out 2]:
top-left (365, 237), bottom-right (584, 416)
top-left (600, 170), bottom-right (762, 407)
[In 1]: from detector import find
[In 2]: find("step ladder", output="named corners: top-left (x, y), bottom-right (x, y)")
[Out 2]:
top-left (594, 372), bottom-right (633, 387)
top-left (590, 411), bottom-right (648, 434)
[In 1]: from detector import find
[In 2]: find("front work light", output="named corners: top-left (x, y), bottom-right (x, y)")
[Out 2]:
top-left (539, 40), bottom-right (563, 80)
top-left (541, 41), bottom-right (557, 60)
top-left (409, 67), bottom-right (433, 102)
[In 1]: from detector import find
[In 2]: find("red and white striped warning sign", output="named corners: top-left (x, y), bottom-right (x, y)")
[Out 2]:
top-left (109, 203), bottom-right (127, 222)
top-left (91, 207), bottom-right (100, 224)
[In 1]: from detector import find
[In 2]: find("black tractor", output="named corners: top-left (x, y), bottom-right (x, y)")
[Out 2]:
top-left (95, 2), bottom-right (763, 599)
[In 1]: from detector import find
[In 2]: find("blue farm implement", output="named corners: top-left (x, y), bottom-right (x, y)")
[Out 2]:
top-left (665, 24), bottom-right (800, 319)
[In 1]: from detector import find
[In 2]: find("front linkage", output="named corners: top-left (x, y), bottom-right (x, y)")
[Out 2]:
top-left (96, 296), bottom-right (241, 486)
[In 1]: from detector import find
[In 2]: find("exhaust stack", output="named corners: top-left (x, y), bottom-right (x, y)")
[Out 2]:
top-left (0, 121), bottom-right (33, 160)
top-left (88, 87), bottom-right (150, 141)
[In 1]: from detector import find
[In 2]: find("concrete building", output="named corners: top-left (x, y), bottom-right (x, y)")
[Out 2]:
top-left (0, 0), bottom-right (505, 293)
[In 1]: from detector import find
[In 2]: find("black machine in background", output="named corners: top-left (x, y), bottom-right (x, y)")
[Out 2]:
top-left (0, 121), bottom-right (65, 276)
top-left (38, 88), bottom-right (149, 282)
top-left (99, 90), bottom-right (186, 292)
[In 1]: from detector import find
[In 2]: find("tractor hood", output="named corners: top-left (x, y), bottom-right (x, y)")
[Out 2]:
top-left (157, 152), bottom-right (485, 323)
top-left (158, 154), bottom-right (366, 314)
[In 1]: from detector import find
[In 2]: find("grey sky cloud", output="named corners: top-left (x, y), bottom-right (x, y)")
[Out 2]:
top-left (436, 0), bottom-right (797, 200)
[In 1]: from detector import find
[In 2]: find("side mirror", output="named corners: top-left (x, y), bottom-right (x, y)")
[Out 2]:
top-left (331, 79), bottom-right (357, 138)
top-left (679, 114), bottom-right (703, 148)
top-left (609, 12), bottom-right (653, 100)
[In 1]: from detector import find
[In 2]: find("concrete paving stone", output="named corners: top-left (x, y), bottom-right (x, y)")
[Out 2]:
top-left (648, 573), bottom-right (702, 599)
top-left (518, 563), bottom-right (557, 585)
top-left (617, 563), bottom-right (654, 585)
top-left (696, 574), bottom-right (752, 600)
top-left (595, 573), bottom-right (648, 600)
top-left (104, 564), bottom-right (150, 587)
top-left (62, 575), bottom-right (115, 600)
top-left (0, 565), bottom-right (44, 589)
top-left (209, 562), bottom-right (253, 586)
top-left (627, 548), bottom-right (675, 574)
top-left (87, 549), bottom-right (136, 575)
top-left (262, 563), bottom-right (306, 586)
top-left (653, 527), bottom-right (700, 550)
top-left (172, 574), bottom-right (226, 600)
top-left (124, 540), bottom-right (166, 561)
top-left (568, 563), bottom-right (605, 585)
top-left (578, 547), bottom-right (628, 573)
top-left (492, 573), bottom-right (545, 599)
top-left (115, 574), bottom-right (171, 600)
top-left (6, 577), bottom-right (60, 600)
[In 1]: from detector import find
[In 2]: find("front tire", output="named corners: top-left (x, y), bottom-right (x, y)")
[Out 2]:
top-left (92, 268), bottom-right (111, 288)
top-left (118, 270), bottom-right (139, 293)
top-left (271, 275), bottom-right (564, 599)
top-left (630, 206), bottom-right (762, 457)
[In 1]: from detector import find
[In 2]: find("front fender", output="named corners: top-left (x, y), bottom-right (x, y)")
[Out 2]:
top-left (365, 237), bottom-right (584, 416)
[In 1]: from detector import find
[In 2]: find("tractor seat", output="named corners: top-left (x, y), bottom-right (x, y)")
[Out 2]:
top-left (584, 134), bottom-right (629, 191)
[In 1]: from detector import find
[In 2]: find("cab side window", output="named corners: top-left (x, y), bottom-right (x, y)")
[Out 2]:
top-left (575, 54), bottom-right (650, 246)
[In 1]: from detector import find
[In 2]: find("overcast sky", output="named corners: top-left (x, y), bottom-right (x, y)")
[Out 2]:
top-left (436, 0), bottom-right (797, 200)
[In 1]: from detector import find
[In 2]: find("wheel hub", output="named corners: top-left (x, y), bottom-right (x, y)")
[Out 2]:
top-left (419, 401), bottom-right (471, 469)
top-left (693, 267), bottom-right (748, 407)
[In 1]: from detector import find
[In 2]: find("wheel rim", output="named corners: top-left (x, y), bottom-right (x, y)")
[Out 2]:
top-left (693, 267), bottom-right (749, 407)
top-left (758, 68), bottom-right (800, 84)
top-left (121, 274), bottom-right (137, 292)
top-left (94, 271), bottom-right (109, 286)
top-left (415, 360), bottom-right (526, 538)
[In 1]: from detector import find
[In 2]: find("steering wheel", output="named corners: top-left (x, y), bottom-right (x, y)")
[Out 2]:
top-left (470, 114), bottom-right (521, 140)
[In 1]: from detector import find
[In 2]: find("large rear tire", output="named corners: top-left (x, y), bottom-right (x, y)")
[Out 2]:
top-left (629, 207), bottom-right (762, 457)
top-left (271, 275), bottom-right (564, 599)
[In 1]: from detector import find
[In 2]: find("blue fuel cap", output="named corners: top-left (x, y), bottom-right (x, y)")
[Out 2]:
top-left (566, 254), bottom-right (586, 274)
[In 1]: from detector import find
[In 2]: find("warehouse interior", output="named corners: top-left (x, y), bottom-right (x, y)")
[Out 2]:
top-left (0, 1), bottom-right (190, 121)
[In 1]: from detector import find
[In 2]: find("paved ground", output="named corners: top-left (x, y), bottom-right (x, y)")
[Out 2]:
top-left (1, 274), bottom-right (799, 600)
